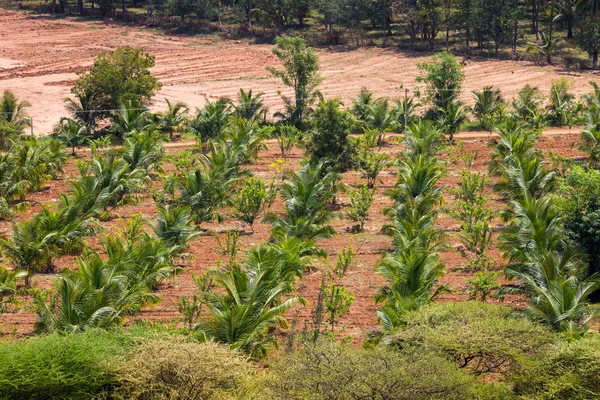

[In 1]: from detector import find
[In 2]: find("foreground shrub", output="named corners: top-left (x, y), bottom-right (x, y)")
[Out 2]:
top-left (512, 335), bottom-right (600, 399)
top-left (113, 341), bottom-right (265, 400)
top-left (270, 341), bottom-right (488, 399)
top-left (390, 302), bottom-right (556, 375)
top-left (0, 330), bottom-right (131, 399)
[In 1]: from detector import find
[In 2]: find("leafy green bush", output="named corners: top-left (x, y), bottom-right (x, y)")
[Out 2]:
top-left (270, 340), bottom-right (489, 399)
top-left (390, 302), bottom-right (556, 375)
top-left (512, 335), bottom-right (600, 400)
top-left (113, 341), bottom-right (265, 400)
top-left (0, 330), bottom-right (132, 399)
top-left (307, 99), bottom-right (355, 171)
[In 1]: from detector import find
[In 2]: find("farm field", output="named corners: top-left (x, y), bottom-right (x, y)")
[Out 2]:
top-left (0, 129), bottom-right (586, 337)
top-left (0, 8), bottom-right (599, 134)
top-left (0, 8), bottom-right (598, 339)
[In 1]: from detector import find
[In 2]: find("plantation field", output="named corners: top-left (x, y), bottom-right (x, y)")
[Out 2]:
top-left (0, 129), bottom-right (585, 338)
top-left (1, 8), bottom-right (599, 135)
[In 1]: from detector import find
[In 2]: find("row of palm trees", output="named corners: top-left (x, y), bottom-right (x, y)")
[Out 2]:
top-left (375, 121), bottom-right (448, 335)
top-left (492, 121), bottom-right (600, 338)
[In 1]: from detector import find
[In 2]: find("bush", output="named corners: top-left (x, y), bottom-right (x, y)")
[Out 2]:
top-left (391, 302), bottom-right (556, 376)
top-left (71, 46), bottom-right (162, 120)
top-left (113, 341), bottom-right (265, 400)
top-left (307, 99), bottom-right (355, 172)
top-left (512, 335), bottom-right (600, 399)
top-left (0, 330), bottom-right (132, 399)
top-left (270, 340), bottom-right (489, 399)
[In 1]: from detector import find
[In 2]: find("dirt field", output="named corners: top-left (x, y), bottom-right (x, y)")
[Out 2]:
top-left (0, 8), bottom-right (598, 339)
top-left (0, 130), bottom-right (587, 338)
top-left (1, 9), bottom-right (600, 134)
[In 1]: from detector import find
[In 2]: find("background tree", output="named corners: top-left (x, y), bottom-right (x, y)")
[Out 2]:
top-left (267, 36), bottom-right (321, 128)
top-left (71, 47), bottom-right (162, 121)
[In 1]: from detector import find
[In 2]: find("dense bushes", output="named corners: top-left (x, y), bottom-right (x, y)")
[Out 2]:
top-left (0, 330), bottom-right (132, 399)
top-left (113, 341), bottom-right (264, 400)
top-left (270, 340), bottom-right (492, 400)
top-left (390, 302), bottom-right (556, 375)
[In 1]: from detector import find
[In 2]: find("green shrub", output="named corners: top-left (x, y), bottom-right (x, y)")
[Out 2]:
top-left (307, 99), bottom-right (355, 172)
top-left (270, 340), bottom-right (487, 399)
top-left (391, 302), bottom-right (556, 376)
top-left (0, 330), bottom-right (132, 399)
top-left (512, 335), bottom-right (600, 399)
top-left (113, 341), bottom-right (265, 400)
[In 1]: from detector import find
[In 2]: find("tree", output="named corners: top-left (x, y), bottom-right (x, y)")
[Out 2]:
top-left (234, 89), bottom-right (266, 121)
top-left (157, 98), bottom-right (188, 140)
top-left (267, 36), bottom-right (321, 128)
top-left (232, 177), bottom-right (276, 231)
top-left (191, 97), bottom-right (232, 142)
top-left (416, 52), bottom-right (465, 114)
top-left (55, 118), bottom-right (91, 156)
top-left (580, 17), bottom-right (600, 69)
top-left (71, 47), bottom-right (162, 121)
top-left (0, 221), bottom-right (55, 288)
top-left (307, 99), bottom-right (355, 171)
top-left (471, 85), bottom-right (505, 130)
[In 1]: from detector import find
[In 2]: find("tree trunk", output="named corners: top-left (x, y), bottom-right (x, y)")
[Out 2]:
top-left (465, 0), bottom-right (471, 54)
top-left (594, 50), bottom-right (599, 69)
top-left (77, 0), bottom-right (83, 14)
top-left (567, 20), bottom-right (573, 37)
top-left (122, 0), bottom-right (126, 13)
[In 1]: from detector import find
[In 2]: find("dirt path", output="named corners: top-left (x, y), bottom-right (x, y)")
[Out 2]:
top-left (1, 9), bottom-right (600, 133)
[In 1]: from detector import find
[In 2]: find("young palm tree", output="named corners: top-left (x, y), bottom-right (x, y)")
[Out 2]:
top-left (264, 160), bottom-right (340, 239)
top-left (175, 168), bottom-right (228, 225)
top-left (111, 100), bottom-right (151, 138)
top-left (234, 89), bottom-right (266, 121)
top-left (157, 98), bottom-right (188, 140)
top-left (0, 90), bottom-right (31, 129)
top-left (152, 204), bottom-right (199, 250)
top-left (191, 97), bottom-right (232, 142)
top-left (403, 121), bottom-right (444, 159)
top-left (376, 242), bottom-right (447, 332)
top-left (122, 130), bottom-right (166, 174)
top-left (512, 85), bottom-right (545, 122)
top-left (0, 220), bottom-right (56, 287)
top-left (488, 123), bottom-right (540, 175)
top-left (195, 265), bottom-right (305, 358)
top-left (0, 266), bottom-right (26, 312)
top-left (55, 118), bottom-right (92, 156)
top-left (471, 85), bottom-right (505, 130)
top-left (495, 154), bottom-right (556, 200)
top-left (438, 101), bottom-right (467, 142)
top-left (578, 127), bottom-right (600, 167)
top-left (393, 96), bottom-right (421, 132)
top-left (350, 88), bottom-right (376, 122)
top-left (365, 99), bottom-right (396, 146)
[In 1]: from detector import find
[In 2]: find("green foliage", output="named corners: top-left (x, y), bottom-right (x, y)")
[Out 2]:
top-left (0, 330), bottom-right (132, 399)
top-left (265, 160), bottom-right (340, 240)
top-left (555, 166), bottom-right (600, 281)
top-left (191, 97), bottom-right (232, 141)
top-left (347, 183), bottom-right (375, 232)
top-left (0, 266), bottom-right (26, 311)
top-left (267, 36), bottom-right (321, 128)
top-left (113, 341), bottom-right (264, 400)
top-left (307, 98), bottom-right (355, 172)
top-left (356, 147), bottom-right (388, 188)
top-left (512, 335), bottom-right (600, 399)
top-left (471, 85), bottom-right (505, 131)
top-left (55, 118), bottom-right (92, 155)
top-left (438, 101), bottom-right (468, 142)
top-left (547, 78), bottom-right (576, 127)
top-left (416, 52), bottom-right (465, 113)
top-left (465, 269), bottom-right (502, 301)
top-left (270, 341), bottom-right (480, 399)
top-left (448, 170), bottom-right (495, 270)
top-left (232, 177), bottom-right (277, 230)
top-left (511, 84), bottom-right (545, 123)
top-left (235, 88), bottom-right (266, 121)
top-left (390, 302), bottom-right (556, 375)
top-left (0, 90), bottom-right (30, 148)
top-left (71, 47), bottom-right (161, 120)
top-left (275, 124), bottom-right (301, 157)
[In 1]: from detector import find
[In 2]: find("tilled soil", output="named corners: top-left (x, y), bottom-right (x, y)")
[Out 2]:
top-left (0, 131), bottom-right (587, 339)
top-left (1, 9), bottom-right (600, 133)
